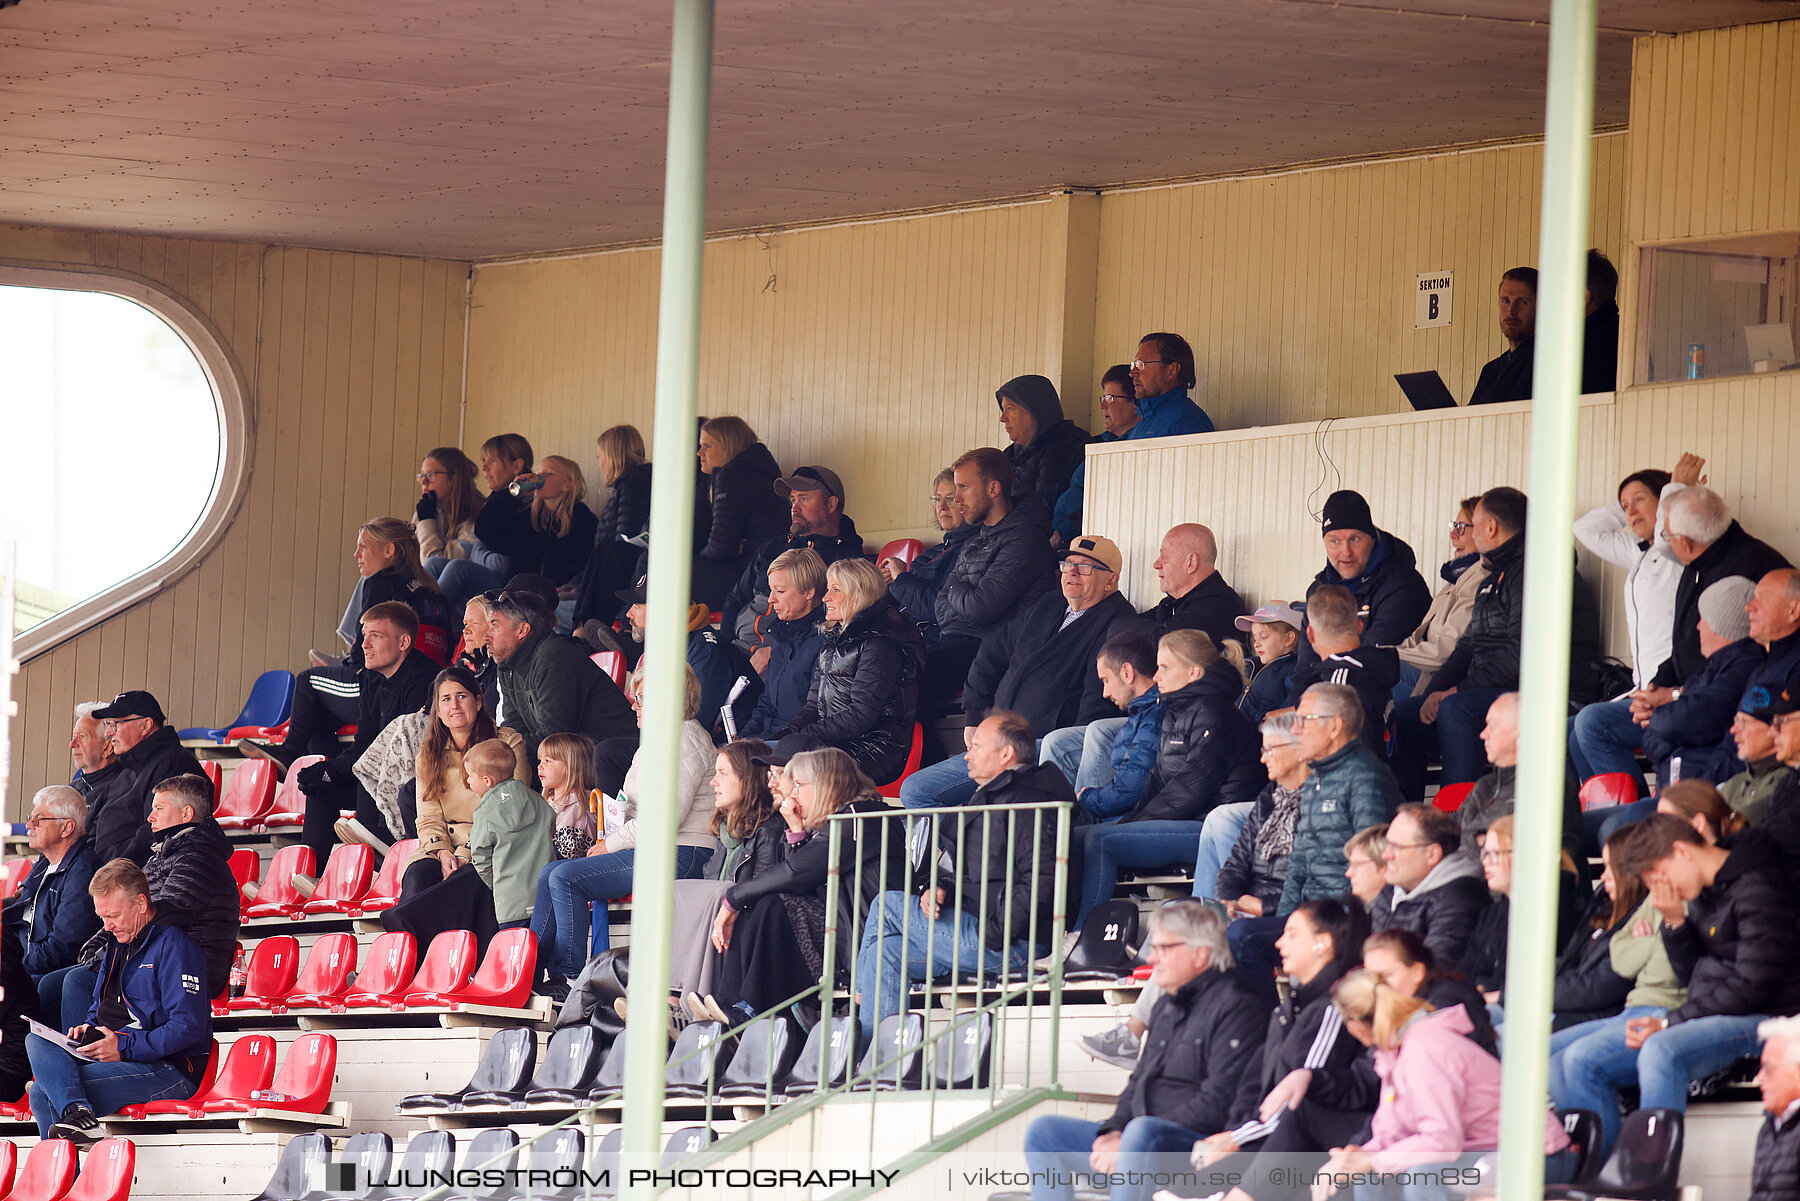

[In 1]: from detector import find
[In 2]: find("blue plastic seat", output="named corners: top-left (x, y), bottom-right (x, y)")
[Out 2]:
top-left (179, 669), bottom-right (295, 742)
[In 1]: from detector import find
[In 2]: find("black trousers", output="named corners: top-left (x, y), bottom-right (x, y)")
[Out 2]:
top-left (300, 779), bottom-right (388, 873)
top-left (593, 736), bottom-right (640, 797)
top-left (383, 860), bottom-right (499, 960)
top-left (1202, 1099), bottom-right (1373, 1201)
top-left (274, 664), bottom-right (362, 763)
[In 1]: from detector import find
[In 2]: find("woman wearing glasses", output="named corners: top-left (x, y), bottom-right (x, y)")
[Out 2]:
top-left (1049, 364), bottom-right (1137, 547)
top-left (413, 446), bottom-right (484, 568)
top-left (1391, 497), bottom-right (1488, 699)
top-left (882, 467), bottom-right (976, 644)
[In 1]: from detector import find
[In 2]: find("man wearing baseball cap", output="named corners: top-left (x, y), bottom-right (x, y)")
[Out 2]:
top-left (1755, 685), bottom-right (1800, 861)
top-left (86, 692), bottom-right (202, 866)
top-left (719, 464), bottom-right (864, 661)
top-left (899, 533), bottom-right (1137, 810)
top-left (1718, 685), bottom-right (1793, 827)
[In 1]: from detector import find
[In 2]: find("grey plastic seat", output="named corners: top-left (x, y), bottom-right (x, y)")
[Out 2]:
top-left (932, 1010), bottom-right (993, 1090)
top-left (396, 1025), bottom-right (536, 1111)
top-left (522, 1025), bottom-right (603, 1105)
top-left (662, 1020), bottom-right (728, 1099)
top-left (779, 1015), bottom-right (856, 1096)
top-left (459, 1128), bottom-right (520, 1201)
top-left (373, 1129), bottom-right (455, 1200)
top-left (717, 1016), bottom-right (799, 1100)
top-left (852, 1011), bottom-right (924, 1091)
top-left (251, 1131), bottom-right (332, 1201)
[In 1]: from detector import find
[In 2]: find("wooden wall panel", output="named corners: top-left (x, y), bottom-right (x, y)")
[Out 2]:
top-left (5, 227), bottom-right (468, 812)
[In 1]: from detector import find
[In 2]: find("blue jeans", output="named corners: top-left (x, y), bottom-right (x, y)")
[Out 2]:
top-left (530, 846), bottom-right (712, 979)
top-left (1073, 821), bottom-right (1206, 926)
top-left (1392, 687), bottom-right (1506, 804)
top-left (899, 754), bottom-right (979, 810)
top-left (1022, 1114), bottom-right (1205, 1201)
top-left (1042, 718), bottom-right (1125, 793)
top-left (1393, 662), bottom-right (1421, 701)
top-left (1578, 795), bottom-right (1659, 858)
top-left (1547, 1007), bottom-right (1765, 1155)
top-left (1228, 914), bottom-right (1285, 1010)
top-left (26, 1035), bottom-right (195, 1133)
top-left (1191, 802), bottom-right (1255, 900)
top-left (853, 890), bottom-right (1030, 1044)
top-left (37, 963), bottom-right (98, 1032)
top-left (1568, 700), bottom-right (1647, 786)
top-left (437, 558), bottom-right (508, 612)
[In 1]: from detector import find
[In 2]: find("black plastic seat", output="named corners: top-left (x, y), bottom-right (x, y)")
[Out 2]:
top-left (852, 1011), bottom-right (924, 1091)
top-left (932, 1010), bottom-right (993, 1089)
top-left (1062, 900), bottom-right (1140, 982)
top-left (1545, 1107), bottom-right (1683, 1201)
top-left (521, 1025), bottom-right (603, 1105)
top-left (661, 1126), bottom-right (713, 1166)
top-left (502, 1128), bottom-right (585, 1201)
top-left (587, 1035), bottom-right (629, 1101)
top-left (459, 1128), bottom-right (520, 1201)
top-left (588, 1127), bottom-right (623, 1199)
top-left (780, 1015), bottom-right (857, 1096)
top-left (252, 1131), bottom-right (332, 1201)
top-left (301, 1131), bottom-right (392, 1201)
top-left (663, 1020), bottom-right (728, 1099)
top-left (396, 1025), bottom-right (535, 1111)
top-left (1557, 1108), bottom-right (1605, 1187)
top-left (717, 1016), bottom-right (799, 1100)
top-left (372, 1129), bottom-right (456, 1201)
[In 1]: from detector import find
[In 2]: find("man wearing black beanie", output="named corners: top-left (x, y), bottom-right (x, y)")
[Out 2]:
top-left (1299, 490), bottom-right (1431, 672)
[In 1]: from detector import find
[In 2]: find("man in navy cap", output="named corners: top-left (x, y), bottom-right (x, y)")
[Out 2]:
top-left (721, 464), bottom-right (864, 661)
top-left (87, 691), bottom-right (202, 866)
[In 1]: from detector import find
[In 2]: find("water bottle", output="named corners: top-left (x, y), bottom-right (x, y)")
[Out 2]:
top-left (507, 472), bottom-right (544, 497)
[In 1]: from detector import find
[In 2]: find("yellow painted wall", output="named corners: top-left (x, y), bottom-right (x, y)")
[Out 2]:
top-left (5, 226), bottom-right (468, 810)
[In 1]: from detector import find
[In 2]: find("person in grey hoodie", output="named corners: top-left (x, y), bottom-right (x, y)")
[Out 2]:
top-left (995, 374), bottom-right (1090, 513)
top-left (1369, 803), bottom-right (1488, 965)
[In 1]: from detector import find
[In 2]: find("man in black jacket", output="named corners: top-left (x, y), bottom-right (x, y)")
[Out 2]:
top-left (1299, 491), bottom-right (1431, 673)
top-left (489, 591), bottom-right (634, 775)
top-left (1552, 814), bottom-right (1800, 1156)
top-left (6, 786), bottom-right (100, 988)
top-left (902, 534), bottom-right (1135, 809)
top-left (854, 711), bottom-right (1062, 1044)
top-left (721, 465), bottom-right (864, 655)
top-left (1369, 804), bottom-right (1488, 965)
top-left (1015, 900), bottom-right (1266, 1201)
top-left (1751, 1015), bottom-right (1800, 1201)
top-left (248, 602), bottom-right (438, 870)
top-left (1143, 523), bottom-right (1246, 649)
top-left (90, 690), bottom-right (203, 866)
top-left (1651, 486), bottom-right (1790, 691)
top-left (1467, 267), bottom-right (1537, 405)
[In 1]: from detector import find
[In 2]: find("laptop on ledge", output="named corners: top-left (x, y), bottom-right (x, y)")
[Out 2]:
top-left (1395, 370), bottom-right (1460, 410)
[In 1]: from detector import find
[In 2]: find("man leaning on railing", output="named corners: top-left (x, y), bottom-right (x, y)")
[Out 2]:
top-left (852, 710), bottom-right (1065, 1044)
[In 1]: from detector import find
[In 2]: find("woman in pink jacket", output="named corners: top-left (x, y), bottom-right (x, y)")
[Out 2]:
top-left (1310, 970), bottom-right (1573, 1201)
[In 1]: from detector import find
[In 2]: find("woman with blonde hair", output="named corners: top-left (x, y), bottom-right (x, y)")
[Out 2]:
top-left (776, 557), bottom-right (925, 785)
top-left (573, 424), bottom-right (653, 630)
top-left (1070, 628), bottom-right (1264, 926)
top-left (702, 747), bottom-right (876, 1025)
top-left (414, 445), bottom-right (484, 567)
top-left (692, 415), bottom-right (788, 608)
top-left (1455, 814), bottom-right (1583, 1015)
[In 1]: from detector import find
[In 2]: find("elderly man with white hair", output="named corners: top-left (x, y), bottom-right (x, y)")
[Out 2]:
top-left (3, 786), bottom-right (100, 984)
top-left (1647, 485), bottom-right (1788, 695)
top-left (1753, 1014), bottom-right (1800, 1201)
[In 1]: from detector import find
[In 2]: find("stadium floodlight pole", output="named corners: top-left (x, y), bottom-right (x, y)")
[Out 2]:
top-left (620, 0), bottom-right (713, 1192)
top-left (1500, 1), bottom-right (1596, 1198)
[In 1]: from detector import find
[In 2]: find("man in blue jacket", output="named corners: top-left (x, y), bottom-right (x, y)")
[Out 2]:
top-left (4, 786), bottom-right (100, 987)
top-left (26, 859), bottom-right (211, 1145)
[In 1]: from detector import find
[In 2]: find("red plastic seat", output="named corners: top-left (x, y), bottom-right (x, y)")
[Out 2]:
top-left (0, 859), bottom-right (31, 901)
top-left (215, 759), bottom-right (278, 830)
top-left (202, 1033), bottom-right (337, 1114)
top-left (280, 932), bottom-right (358, 1010)
top-left (876, 537), bottom-right (925, 570)
top-left (404, 928), bottom-right (535, 1009)
top-left (590, 650), bottom-right (627, 689)
top-left (1580, 771), bottom-right (1640, 812)
top-left (226, 718), bottom-right (289, 742)
top-left (229, 848), bottom-right (261, 897)
top-left (1430, 780), bottom-right (1476, 814)
top-left (299, 844), bottom-right (375, 915)
top-left (109, 1040), bottom-right (219, 1118)
top-left (225, 936), bottom-right (300, 1012)
top-left (341, 931), bottom-right (419, 1008)
top-left (386, 929), bottom-right (477, 1010)
top-left (201, 759), bottom-right (224, 799)
top-left (131, 1035), bottom-right (276, 1117)
top-left (876, 724), bottom-right (926, 798)
top-left (353, 839), bottom-right (418, 914)
top-left (0, 1090), bottom-right (33, 1121)
top-left (244, 846), bottom-right (317, 919)
top-left (9, 1139), bottom-right (74, 1201)
top-left (63, 1137), bottom-right (134, 1201)
top-left (0, 1140), bottom-right (16, 1199)
top-left (335, 724), bottom-right (357, 738)
top-left (257, 755), bottom-right (324, 831)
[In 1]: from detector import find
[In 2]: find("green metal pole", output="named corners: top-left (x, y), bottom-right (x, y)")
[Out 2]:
top-left (620, 0), bottom-right (713, 1193)
top-left (1500, 1), bottom-right (1595, 1198)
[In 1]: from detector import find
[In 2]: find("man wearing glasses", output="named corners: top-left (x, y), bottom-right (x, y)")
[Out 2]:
top-left (1276, 683), bottom-right (1401, 916)
top-left (87, 692), bottom-right (203, 866)
top-left (5, 786), bottom-right (100, 986)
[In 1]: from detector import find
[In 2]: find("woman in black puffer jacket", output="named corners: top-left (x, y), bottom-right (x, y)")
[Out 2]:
top-left (573, 424), bottom-right (654, 628)
top-left (692, 416), bottom-right (788, 608)
top-left (778, 558), bottom-right (925, 785)
top-left (1070, 630), bottom-right (1265, 925)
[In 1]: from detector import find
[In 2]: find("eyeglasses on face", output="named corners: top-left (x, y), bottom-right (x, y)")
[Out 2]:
top-left (1448, 520), bottom-right (1473, 533)
top-left (1099, 393), bottom-right (1135, 407)
top-left (416, 470), bottom-right (449, 481)
top-left (1058, 560), bottom-right (1109, 576)
top-left (1130, 358), bottom-right (1168, 371)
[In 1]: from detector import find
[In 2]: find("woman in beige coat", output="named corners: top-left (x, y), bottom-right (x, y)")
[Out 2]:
top-left (1393, 497), bottom-right (1490, 696)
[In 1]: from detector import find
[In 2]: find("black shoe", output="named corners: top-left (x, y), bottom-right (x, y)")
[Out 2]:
top-left (48, 1103), bottom-right (100, 1146)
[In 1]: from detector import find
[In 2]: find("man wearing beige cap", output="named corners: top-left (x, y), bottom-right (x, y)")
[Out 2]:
top-left (900, 534), bottom-right (1137, 810)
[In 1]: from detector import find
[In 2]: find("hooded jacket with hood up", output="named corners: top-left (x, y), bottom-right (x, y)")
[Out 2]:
top-left (469, 778), bottom-right (556, 924)
top-left (1370, 849), bottom-right (1489, 966)
top-left (1129, 663), bottom-right (1265, 823)
top-left (995, 375), bottom-right (1090, 510)
top-left (1301, 530), bottom-right (1432, 671)
top-left (934, 499), bottom-right (1056, 645)
top-left (1279, 739), bottom-right (1401, 915)
top-left (1363, 1005), bottom-right (1569, 1172)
